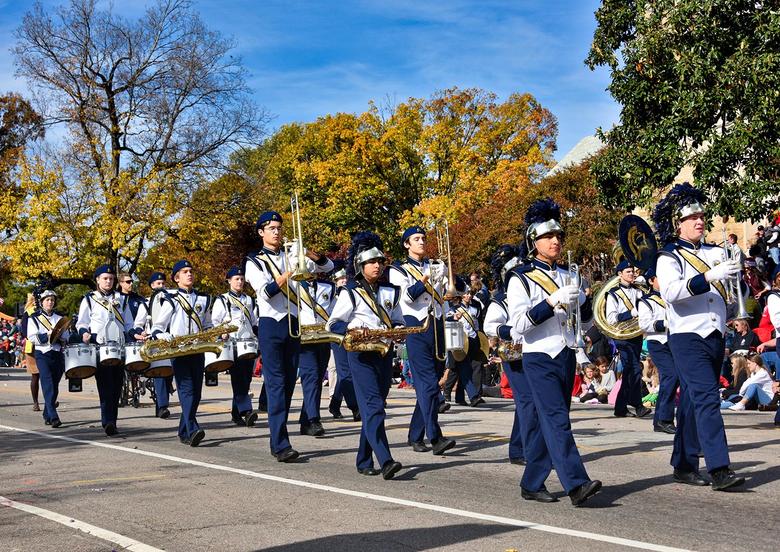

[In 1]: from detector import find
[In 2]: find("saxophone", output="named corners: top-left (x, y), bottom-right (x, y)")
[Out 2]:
top-left (140, 323), bottom-right (238, 362)
top-left (496, 340), bottom-right (522, 361)
top-left (300, 323), bottom-right (345, 346)
top-left (343, 316), bottom-right (430, 356)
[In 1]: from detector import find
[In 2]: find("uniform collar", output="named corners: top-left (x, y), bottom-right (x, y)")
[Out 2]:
top-left (97, 290), bottom-right (114, 298)
top-left (178, 287), bottom-right (194, 294)
top-left (228, 290), bottom-right (242, 298)
top-left (619, 282), bottom-right (634, 289)
top-left (262, 246), bottom-right (281, 256)
top-left (676, 237), bottom-right (702, 250)
top-left (531, 257), bottom-right (557, 271)
top-left (406, 256), bottom-right (426, 267)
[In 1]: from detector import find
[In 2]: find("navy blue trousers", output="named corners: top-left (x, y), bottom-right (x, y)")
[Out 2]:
top-left (172, 353), bottom-right (204, 440)
top-left (668, 331), bottom-right (729, 473)
top-left (154, 376), bottom-right (172, 412)
top-left (614, 336), bottom-right (644, 415)
top-left (35, 350), bottom-right (64, 424)
top-left (647, 340), bottom-right (679, 424)
top-left (502, 360), bottom-right (525, 462)
top-left (94, 361), bottom-right (123, 428)
top-left (406, 316), bottom-right (445, 444)
top-left (298, 343), bottom-right (330, 426)
top-left (329, 343), bottom-right (358, 412)
top-left (348, 350), bottom-right (394, 470)
top-left (258, 316), bottom-right (300, 454)
top-left (230, 357), bottom-right (254, 418)
top-left (519, 349), bottom-right (590, 493)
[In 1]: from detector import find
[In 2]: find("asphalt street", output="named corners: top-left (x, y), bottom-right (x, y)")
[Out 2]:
top-left (1, 365), bottom-right (778, 552)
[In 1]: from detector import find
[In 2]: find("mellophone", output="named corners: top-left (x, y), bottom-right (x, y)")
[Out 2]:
top-left (61, 336), bottom-right (260, 382)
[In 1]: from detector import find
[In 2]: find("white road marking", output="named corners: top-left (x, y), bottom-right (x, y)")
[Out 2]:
top-left (1, 424), bottom-right (690, 552)
top-left (0, 494), bottom-right (163, 552)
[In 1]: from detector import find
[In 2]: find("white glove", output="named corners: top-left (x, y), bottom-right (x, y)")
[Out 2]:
top-left (156, 332), bottom-right (173, 342)
top-left (705, 260), bottom-right (741, 282)
top-left (630, 308), bottom-right (638, 318)
top-left (548, 284), bottom-right (579, 307)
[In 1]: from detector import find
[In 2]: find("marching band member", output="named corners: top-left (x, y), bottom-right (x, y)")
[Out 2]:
top-left (76, 264), bottom-right (133, 436)
top-left (150, 260), bottom-right (213, 447)
top-left (444, 280), bottom-right (485, 407)
top-left (606, 261), bottom-right (652, 418)
top-left (130, 271), bottom-right (174, 418)
top-left (387, 226), bottom-right (456, 456)
top-left (637, 266), bottom-right (679, 434)
top-left (506, 198), bottom-right (601, 506)
top-left (483, 245), bottom-right (525, 465)
top-left (297, 266), bottom-right (337, 436)
top-left (327, 262), bottom-right (360, 421)
top-left (326, 232), bottom-right (404, 479)
top-left (26, 290), bottom-right (69, 427)
top-left (653, 183), bottom-right (745, 490)
top-left (211, 266), bottom-right (259, 427)
top-left (245, 210), bottom-right (333, 462)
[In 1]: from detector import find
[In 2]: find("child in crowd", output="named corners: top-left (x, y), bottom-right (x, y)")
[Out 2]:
top-left (725, 355), bottom-right (775, 411)
top-left (642, 358), bottom-right (660, 407)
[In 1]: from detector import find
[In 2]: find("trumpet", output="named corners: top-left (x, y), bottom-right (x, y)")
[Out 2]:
top-left (721, 226), bottom-right (750, 320)
top-left (564, 251), bottom-right (586, 349)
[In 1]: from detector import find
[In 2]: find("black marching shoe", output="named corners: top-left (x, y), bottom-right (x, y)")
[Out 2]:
top-left (50, 419), bottom-right (62, 428)
top-left (710, 468), bottom-right (745, 491)
top-left (381, 460), bottom-right (402, 480)
top-left (44, 419), bottom-right (52, 426)
top-left (179, 435), bottom-right (190, 445)
top-left (654, 421), bottom-right (676, 434)
top-left (158, 407), bottom-right (171, 419)
top-left (244, 411), bottom-right (259, 427)
top-left (352, 409), bottom-right (361, 422)
top-left (329, 405), bottom-right (344, 419)
top-left (358, 467), bottom-right (381, 476)
top-left (189, 429), bottom-right (205, 447)
top-left (301, 421), bottom-right (325, 437)
top-left (408, 440), bottom-right (430, 453)
top-left (569, 480), bottom-right (602, 506)
top-left (673, 469), bottom-right (709, 486)
top-left (438, 401), bottom-right (451, 414)
top-left (469, 397), bottom-right (486, 407)
top-left (509, 457), bottom-right (526, 466)
top-left (104, 422), bottom-right (118, 437)
top-left (521, 486), bottom-right (558, 503)
top-left (635, 406), bottom-right (653, 418)
top-left (432, 437), bottom-right (456, 456)
top-left (273, 447), bottom-right (300, 463)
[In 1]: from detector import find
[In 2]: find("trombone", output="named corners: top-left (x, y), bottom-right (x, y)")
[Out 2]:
top-left (721, 226), bottom-right (750, 320)
top-left (564, 251), bottom-right (586, 349)
top-left (284, 191), bottom-right (315, 338)
top-left (430, 220), bottom-right (460, 362)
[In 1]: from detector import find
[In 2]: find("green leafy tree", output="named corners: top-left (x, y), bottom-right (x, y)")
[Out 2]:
top-left (587, 0), bottom-right (780, 220)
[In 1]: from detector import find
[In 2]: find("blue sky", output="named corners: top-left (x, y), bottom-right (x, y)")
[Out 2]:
top-left (0, 0), bottom-right (619, 160)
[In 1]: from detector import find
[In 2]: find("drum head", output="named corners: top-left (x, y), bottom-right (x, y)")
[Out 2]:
top-left (126, 360), bottom-right (151, 372)
top-left (66, 366), bottom-right (96, 379)
top-left (205, 360), bottom-right (233, 373)
top-left (144, 365), bottom-right (173, 378)
top-left (49, 317), bottom-right (71, 344)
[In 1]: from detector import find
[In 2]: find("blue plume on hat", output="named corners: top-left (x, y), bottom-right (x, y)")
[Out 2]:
top-left (524, 198), bottom-right (561, 226)
top-left (347, 231), bottom-right (384, 280)
top-left (652, 183), bottom-right (707, 245)
top-left (491, 244), bottom-right (520, 292)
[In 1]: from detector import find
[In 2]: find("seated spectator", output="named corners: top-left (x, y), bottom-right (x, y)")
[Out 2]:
top-left (576, 364), bottom-right (595, 400)
top-left (641, 358), bottom-right (660, 406)
top-left (594, 356), bottom-right (616, 395)
top-left (731, 318), bottom-right (760, 354)
top-left (725, 355), bottom-right (775, 410)
top-left (721, 353), bottom-right (751, 404)
top-left (578, 364), bottom-right (609, 404)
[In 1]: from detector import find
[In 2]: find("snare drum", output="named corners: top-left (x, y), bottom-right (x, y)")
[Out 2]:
top-left (444, 320), bottom-right (467, 362)
top-left (125, 343), bottom-right (150, 372)
top-left (145, 358), bottom-right (173, 378)
top-left (234, 337), bottom-right (258, 360)
top-left (99, 341), bottom-right (123, 367)
top-left (205, 340), bottom-right (234, 373)
top-left (63, 344), bottom-right (97, 379)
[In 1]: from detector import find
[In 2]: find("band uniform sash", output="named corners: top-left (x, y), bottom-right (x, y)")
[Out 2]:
top-left (677, 248), bottom-right (727, 303)
top-left (297, 282), bottom-right (331, 322)
top-left (456, 305), bottom-right (478, 331)
top-left (354, 287), bottom-right (393, 329)
top-left (403, 263), bottom-right (444, 305)
top-left (92, 292), bottom-right (125, 325)
top-left (36, 313), bottom-right (54, 331)
top-left (254, 251), bottom-right (300, 306)
top-left (522, 268), bottom-right (560, 298)
top-left (227, 294), bottom-right (253, 324)
top-left (614, 288), bottom-right (635, 313)
top-left (647, 294), bottom-right (666, 309)
top-left (174, 293), bottom-right (203, 332)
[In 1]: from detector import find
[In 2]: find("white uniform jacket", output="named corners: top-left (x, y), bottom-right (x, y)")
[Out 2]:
top-left (245, 247), bottom-right (334, 321)
top-left (211, 291), bottom-right (258, 339)
top-left (387, 257), bottom-right (449, 325)
top-left (638, 291), bottom-right (668, 345)
top-left (297, 280), bottom-right (336, 327)
top-left (766, 290), bottom-right (780, 333)
top-left (76, 291), bottom-right (133, 344)
top-left (483, 292), bottom-right (517, 343)
top-left (326, 280), bottom-right (405, 335)
top-left (27, 310), bottom-right (70, 353)
top-left (151, 288), bottom-right (213, 339)
top-left (506, 259), bottom-right (590, 356)
top-left (606, 283), bottom-right (642, 327)
top-left (447, 302), bottom-right (480, 339)
top-left (656, 239), bottom-right (729, 337)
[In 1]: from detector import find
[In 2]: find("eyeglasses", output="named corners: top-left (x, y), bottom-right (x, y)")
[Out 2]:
top-left (264, 225), bottom-right (283, 233)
